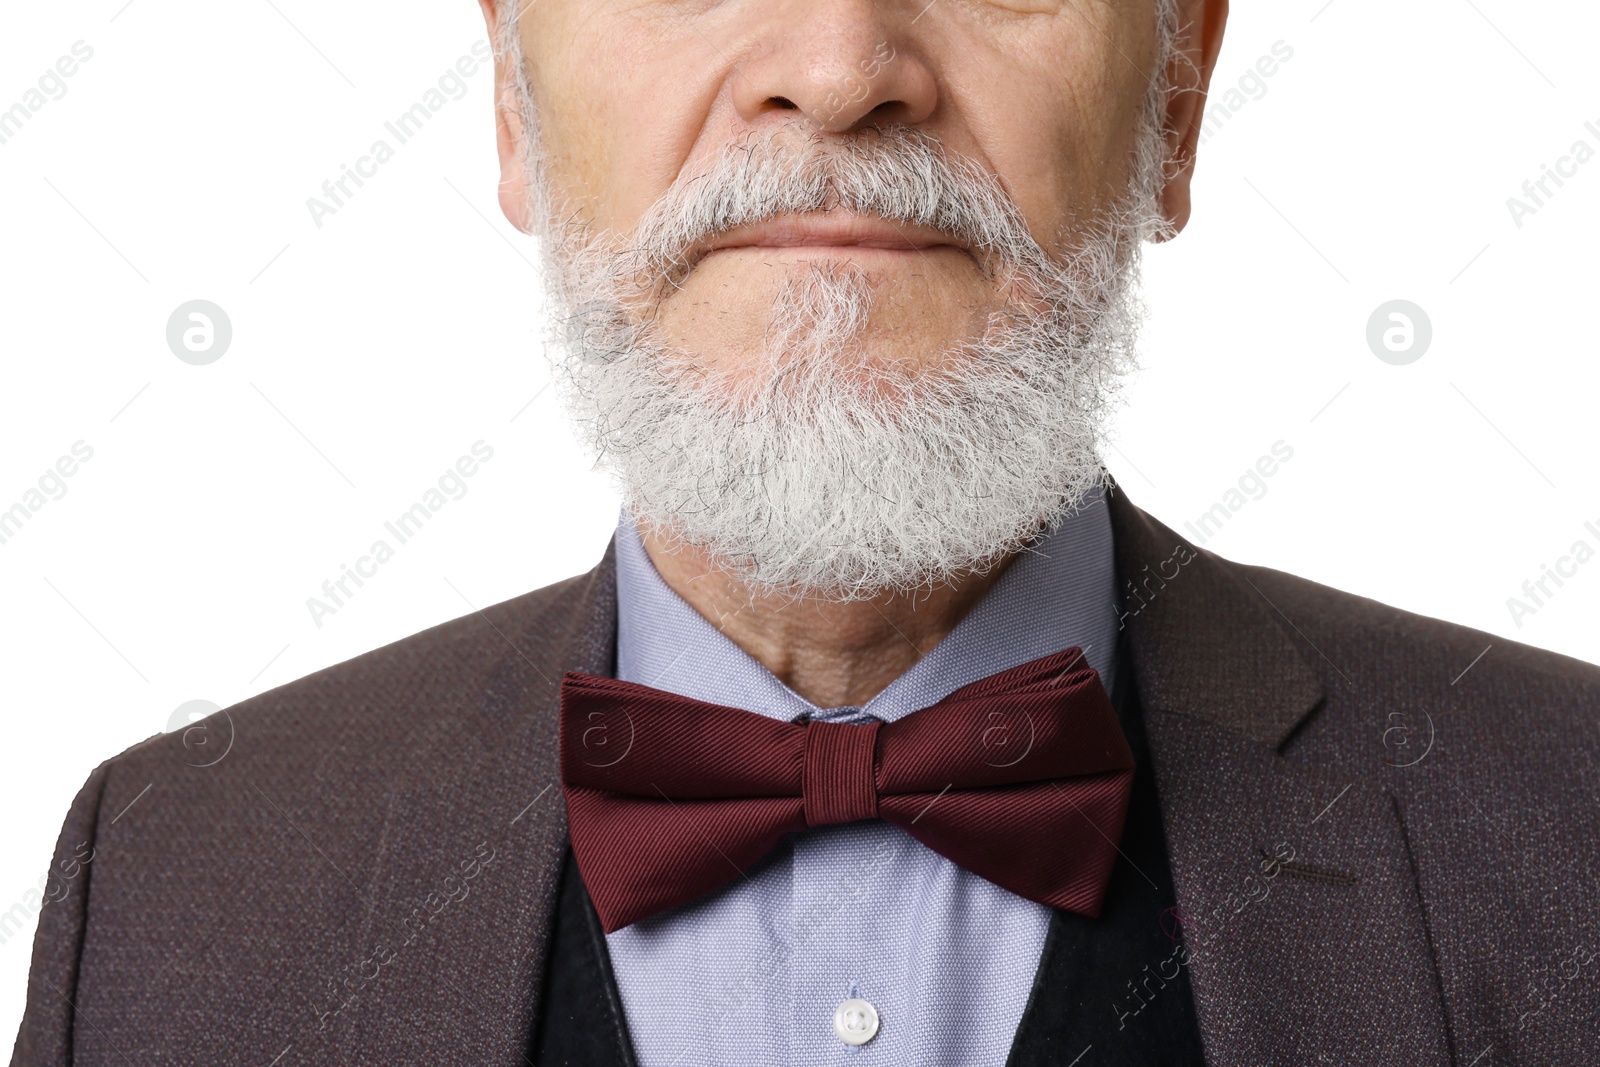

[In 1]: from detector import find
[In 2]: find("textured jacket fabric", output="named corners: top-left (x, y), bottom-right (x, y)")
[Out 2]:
top-left (11, 487), bottom-right (1600, 1065)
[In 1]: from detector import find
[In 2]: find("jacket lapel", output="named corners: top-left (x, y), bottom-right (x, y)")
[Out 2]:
top-left (342, 544), bottom-right (619, 1065)
top-left (1106, 485), bottom-right (1453, 1063)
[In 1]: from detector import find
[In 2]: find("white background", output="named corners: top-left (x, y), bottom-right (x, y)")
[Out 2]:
top-left (1, 0), bottom-right (1596, 1043)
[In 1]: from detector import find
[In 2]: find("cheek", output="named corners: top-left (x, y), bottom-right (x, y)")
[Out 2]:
top-left (523, 11), bottom-right (726, 233)
top-left (525, 53), bottom-right (629, 221)
top-left (936, 21), bottom-right (1154, 253)
top-left (994, 94), bottom-right (1142, 249)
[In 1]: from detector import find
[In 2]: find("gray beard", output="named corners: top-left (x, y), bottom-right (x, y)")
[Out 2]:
top-left (515, 84), bottom-right (1172, 600)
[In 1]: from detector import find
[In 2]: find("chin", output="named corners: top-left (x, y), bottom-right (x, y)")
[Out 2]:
top-left (653, 268), bottom-right (1000, 401)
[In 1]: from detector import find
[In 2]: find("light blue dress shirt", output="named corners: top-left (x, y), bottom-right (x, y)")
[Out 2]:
top-left (607, 482), bottom-right (1120, 1067)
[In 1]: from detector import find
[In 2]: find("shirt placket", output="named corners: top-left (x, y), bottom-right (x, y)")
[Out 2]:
top-left (790, 701), bottom-right (907, 1064)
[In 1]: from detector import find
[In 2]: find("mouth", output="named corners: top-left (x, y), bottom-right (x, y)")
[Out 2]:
top-left (698, 213), bottom-right (975, 265)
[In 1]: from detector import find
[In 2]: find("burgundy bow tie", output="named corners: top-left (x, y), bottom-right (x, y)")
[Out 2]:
top-left (559, 647), bottom-right (1135, 933)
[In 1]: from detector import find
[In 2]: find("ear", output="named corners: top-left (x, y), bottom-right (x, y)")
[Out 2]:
top-left (479, 0), bottom-right (532, 233)
top-left (1158, 0), bottom-right (1229, 238)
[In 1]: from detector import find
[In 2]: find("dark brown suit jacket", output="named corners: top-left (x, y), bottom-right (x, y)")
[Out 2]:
top-left (12, 489), bottom-right (1600, 1064)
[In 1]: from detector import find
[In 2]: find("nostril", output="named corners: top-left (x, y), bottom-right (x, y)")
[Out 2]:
top-left (770, 96), bottom-right (799, 110)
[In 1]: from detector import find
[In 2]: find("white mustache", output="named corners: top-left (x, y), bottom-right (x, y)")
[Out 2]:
top-left (622, 128), bottom-right (1057, 291)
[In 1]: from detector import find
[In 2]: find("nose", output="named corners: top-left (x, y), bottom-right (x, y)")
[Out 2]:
top-left (731, 0), bottom-right (937, 134)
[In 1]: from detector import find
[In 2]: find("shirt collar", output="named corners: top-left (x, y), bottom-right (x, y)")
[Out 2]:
top-left (614, 482), bottom-right (1119, 724)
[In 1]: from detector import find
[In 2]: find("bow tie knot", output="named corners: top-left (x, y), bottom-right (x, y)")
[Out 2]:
top-left (803, 720), bottom-right (881, 827)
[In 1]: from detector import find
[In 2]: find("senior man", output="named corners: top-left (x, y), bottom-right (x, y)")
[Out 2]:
top-left (13, 0), bottom-right (1600, 1064)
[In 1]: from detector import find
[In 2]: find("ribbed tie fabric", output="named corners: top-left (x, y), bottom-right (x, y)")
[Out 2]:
top-left (559, 646), bottom-right (1136, 933)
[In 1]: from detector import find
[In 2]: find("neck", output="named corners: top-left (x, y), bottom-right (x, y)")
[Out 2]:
top-left (638, 529), bottom-right (1016, 708)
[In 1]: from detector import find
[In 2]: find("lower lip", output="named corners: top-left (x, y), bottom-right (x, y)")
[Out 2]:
top-left (703, 244), bottom-right (968, 262)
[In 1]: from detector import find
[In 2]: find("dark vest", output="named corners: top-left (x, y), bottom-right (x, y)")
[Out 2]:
top-left (530, 640), bottom-right (1206, 1066)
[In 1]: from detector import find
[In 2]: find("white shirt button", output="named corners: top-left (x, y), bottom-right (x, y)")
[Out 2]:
top-left (833, 998), bottom-right (880, 1046)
